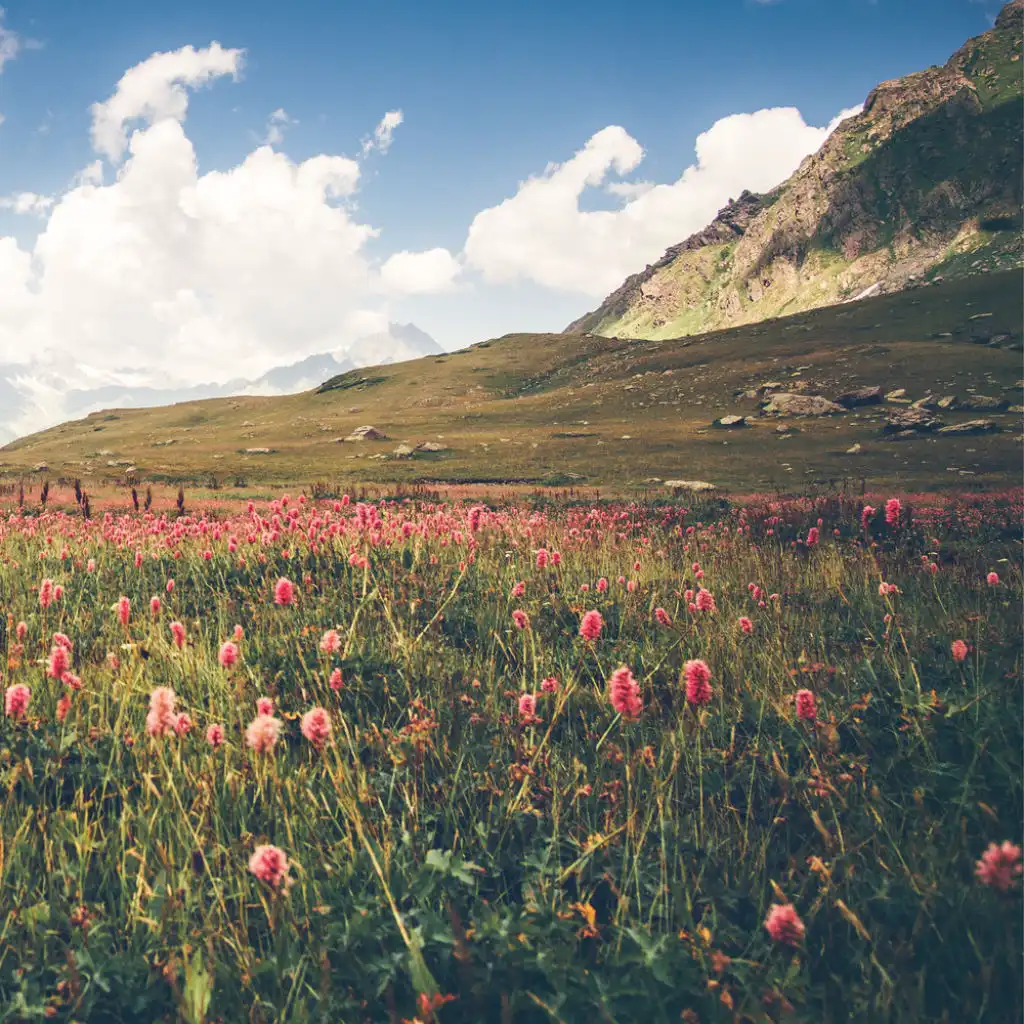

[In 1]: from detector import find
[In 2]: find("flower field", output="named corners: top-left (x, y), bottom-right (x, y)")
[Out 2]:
top-left (0, 489), bottom-right (1020, 1022)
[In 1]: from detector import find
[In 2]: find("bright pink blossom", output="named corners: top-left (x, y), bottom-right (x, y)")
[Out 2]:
top-left (4, 684), bottom-right (30, 720)
top-left (47, 645), bottom-right (69, 680)
top-left (273, 577), bottom-right (295, 606)
top-left (738, 616), bottom-right (754, 634)
top-left (764, 903), bottom-right (805, 946)
top-left (951, 640), bottom-right (969, 662)
top-left (170, 621), bottom-right (186, 649)
top-left (795, 689), bottom-right (817, 722)
top-left (300, 707), bottom-right (332, 748)
top-left (218, 641), bottom-right (239, 669)
top-left (257, 697), bottom-right (274, 716)
top-left (116, 596), bottom-right (130, 627)
top-left (245, 714), bottom-right (282, 754)
top-left (518, 693), bottom-right (537, 720)
top-left (319, 629), bottom-right (341, 654)
top-left (512, 609), bottom-right (529, 630)
top-left (579, 610), bottom-right (604, 642)
top-left (608, 665), bottom-right (642, 720)
top-left (975, 841), bottom-right (1022, 892)
top-left (987, 572), bottom-right (1000, 586)
top-left (684, 659), bottom-right (712, 706)
top-left (206, 724), bottom-right (225, 748)
top-left (249, 844), bottom-right (291, 889)
top-left (329, 668), bottom-right (343, 690)
top-left (654, 607), bottom-right (672, 626)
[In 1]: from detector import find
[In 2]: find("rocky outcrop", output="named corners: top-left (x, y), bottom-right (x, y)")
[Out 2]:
top-left (762, 394), bottom-right (845, 416)
top-left (344, 426), bottom-right (387, 441)
top-left (566, 3), bottom-right (1023, 340)
top-left (884, 409), bottom-right (942, 433)
top-left (836, 386), bottom-right (883, 408)
top-left (937, 419), bottom-right (1000, 434)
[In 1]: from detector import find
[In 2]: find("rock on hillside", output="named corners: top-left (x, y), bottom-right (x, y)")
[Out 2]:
top-left (567, 0), bottom-right (1023, 341)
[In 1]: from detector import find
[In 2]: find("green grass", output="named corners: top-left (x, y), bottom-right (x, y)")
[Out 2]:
top-left (0, 490), bottom-right (1019, 1020)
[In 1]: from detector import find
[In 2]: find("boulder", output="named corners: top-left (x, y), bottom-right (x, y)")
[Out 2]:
top-left (956, 394), bottom-right (1007, 411)
top-left (936, 396), bottom-right (957, 409)
top-left (665, 479), bottom-right (717, 494)
top-left (835, 386), bottom-right (882, 408)
top-left (912, 395), bottom-right (940, 410)
top-left (883, 409), bottom-right (941, 433)
top-left (885, 388), bottom-right (909, 403)
top-left (762, 393), bottom-right (844, 417)
top-left (416, 442), bottom-right (449, 453)
top-left (244, 447), bottom-right (272, 454)
top-left (845, 443), bottom-right (863, 454)
top-left (344, 425), bottom-right (387, 441)
top-left (392, 444), bottom-right (415, 458)
top-left (936, 419), bottom-right (999, 436)
top-left (714, 415), bottom-right (747, 428)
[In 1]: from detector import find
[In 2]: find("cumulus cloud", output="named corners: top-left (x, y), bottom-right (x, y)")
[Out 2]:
top-left (362, 109), bottom-right (403, 156)
top-left (380, 247), bottom-right (461, 294)
top-left (463, 105), bottom-right (862, 296)
top-left (90, 42), bottom-right (245, 161)
top-left (0, 45), bottom-right (455, 391)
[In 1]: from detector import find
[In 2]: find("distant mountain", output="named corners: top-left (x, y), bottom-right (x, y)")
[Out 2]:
top-left (0, 322), bottom-right (440, 443)
top-left (568, 0), bottom-right (1024, 339)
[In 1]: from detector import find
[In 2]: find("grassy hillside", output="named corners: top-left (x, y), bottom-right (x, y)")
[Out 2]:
top-left (569, 2), bottom-right (1023, 342)
top-left (1, 272), bottom-right (1021, 496)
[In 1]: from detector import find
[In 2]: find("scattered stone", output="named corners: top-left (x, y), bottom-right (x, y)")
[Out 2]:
top-left (845, 443), bottom-right (863, 454)
top-left (936, 420), bottom-right (999, 436)
top-left (836, 386), bottom-right (882, 408)
top-left (664, 479), bottom-right (717, 494)
top-left (416, 442), bottom-right (449, 452)
top-left (392, 444), bottom-right (415, 458)
top-left (936, 396), bottom-right (958, 409)
top-left (152, 439), bottom-right (177, 447)
top-left (956, 394), bottom-right (1008, 411)
top-left (968, 312), bottom-right (993, 320)
top-left (885, 389), bottom-right (908, 402)
top-left (244, 447), bottom-right (272, 454)
top-left (33, 462), bottom-right (48, 472)
top-left (715, 415), bottom-right (747, 428)
top-left (344, 425), bottom-right (387, 441)
top-left (911, 395), bottom-right (940, 410)
top-left (762, 393), bottom-right (844, 416)
top-left (884, 408), bottom-right (941, 433)
top-left (1008, 405), bottom-right (1024, 414)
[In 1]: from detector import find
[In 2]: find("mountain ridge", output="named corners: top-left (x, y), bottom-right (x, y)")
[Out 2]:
top-left (567, 0), bottom-right (1023, 339)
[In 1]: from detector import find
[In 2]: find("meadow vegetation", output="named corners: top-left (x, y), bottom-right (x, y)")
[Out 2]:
top-left (0, 487), bottom-right (1020, 1021)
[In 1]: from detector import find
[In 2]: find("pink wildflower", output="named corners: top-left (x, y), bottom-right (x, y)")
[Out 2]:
top-left (518, 693), bottom-right (537, 720)
top-left (795, 689), bottom-right (817, 723)
top-left (249, 844), bottom-right (291, 890)
top-left (512, 609), bottom-right (529, 630)
top-left (52, 632), bottom-right (73, 651)
top-left (206, 724), bottom-right (225, 748)
top-left (173, 713), bottom-right (192, 737)
top-left (608, 665), bottom-right (642, 720)
top-left (319, 629), bottom-right (341, 654)
top-left (695, 589), bottom-right (716, 613)
top-left (579, 610), bottom-right (604, 642)
top-left (540, 676), bottom-right (559, 694)
top-left (684, 659), bottom-right (712, 706)
top-left (951, 640), bottom-right (968, 662)
top-left (4, 684), bottom-right (30, 720)
top-left (146, 687), bottom-right (177, 737)
top-left (536, 548), bottom-right (549, 568)
top-left (300, 707), bottom-right (332, 749)
top-left (56, 694), bottom-right (71, 722)
top-left (166, 578), bottom-right (175, 593)
top-left (738, 616), bottom-right (754, 635)
top-left (245, 714), bottom-right (282, 754)
top-left (329, 668), bottom-right (343, 690)
top-left (654, 607), bottom-right (672, 626)
top-left (15, 621), bottom-right (27, 641)
top-left (987, 572), bottom-right (1000, 586)
top-left (116, 596), bottom-right (130, 627)
top-left (218, 641), bottom-right (239, 669)
top-left (885, 498), bottom-right (902, 526)
top-left (511, 581), bottom-right (526, 598)
top-left (806, 527), bottom-right (819, 547)
top-left (47, 645), bottom-right (70, 680)
top-left (273, 577), bottom-right (295, 606)
top-left (975, 841), bottom-right (1022, 892)
top-left (596, 577), bottom-right (608, 594)
top-left (38, 578), bottom-right (54, 610)
top-left (170, 621), bottom-right (186, 649)
top-left (764, 903), bottom-right (805, 946)
top-left (257, 697), bottom-right (274, 716)
top-left (150, 596), bottom-right (161, 617)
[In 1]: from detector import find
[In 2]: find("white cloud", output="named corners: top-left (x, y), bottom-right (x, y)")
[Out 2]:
top-left (262, 107), bottom-right (295, 146)
top-left (362, 109), bottom-right (403, 156)
top-left (381, 247), bottom-right (461, 294)
top-left (90, 42), bottom-right (244, 161)
top-left (0, 11), bottom-right (19, 74)
top-left (0, 191), bottom-right (53, 215)
top-left (463, 106), bottom-right (860, 296)
top-left (0, 45), bottom-right (462, 397)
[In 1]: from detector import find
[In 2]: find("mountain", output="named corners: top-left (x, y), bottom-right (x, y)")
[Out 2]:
top-left (0, 323), bottom-right (439, 444)
top-left (2, 271), bottom-right (1020, 494)
top-left (567, 0), bottom-right (1024, 340)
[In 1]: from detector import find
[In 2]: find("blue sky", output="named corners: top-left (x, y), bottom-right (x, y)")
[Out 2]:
top-left (0, 0), bottom-right (1004, 374)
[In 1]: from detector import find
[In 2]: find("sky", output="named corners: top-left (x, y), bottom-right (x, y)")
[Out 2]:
top-left (0, 0), bottom-right (1004, 388)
